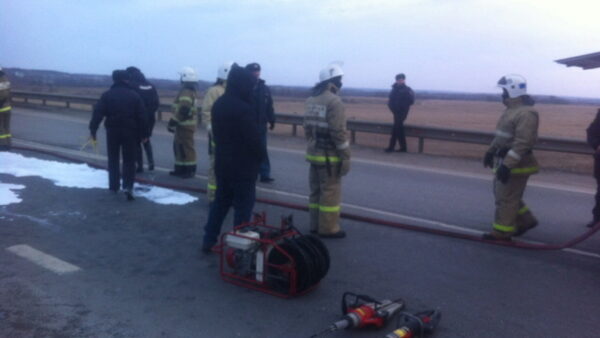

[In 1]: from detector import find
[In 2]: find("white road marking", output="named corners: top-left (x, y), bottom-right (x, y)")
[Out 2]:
top-left (6, 244), bottom-right (81, 275)
top-left (13, 139), bottom-right (600, 259)
top-left (14, 109), bottom-right (593, 194)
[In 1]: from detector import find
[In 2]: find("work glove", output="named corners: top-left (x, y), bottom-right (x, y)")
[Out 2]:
top-left (496, 164), bottom-right (511, 184)
top-left (167, 118), bottom-right (177, 133)
top-left (269, 121), bottom-right (275, 130)
top-left (483, 151), bottom-right (494, 168)
top-left (497, 147), bottom-right (510, 158)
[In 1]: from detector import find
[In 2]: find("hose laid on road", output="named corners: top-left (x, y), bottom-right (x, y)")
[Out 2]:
top-left (13, 145), bottom-right (600, 252)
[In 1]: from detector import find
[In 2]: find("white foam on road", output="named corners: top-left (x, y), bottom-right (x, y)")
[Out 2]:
top-left (0, 182), bottom-right (25, 206)
top-left (0, 152), bottom-right (197, 205)
top-left (6, 244), bottom-right (81, 275)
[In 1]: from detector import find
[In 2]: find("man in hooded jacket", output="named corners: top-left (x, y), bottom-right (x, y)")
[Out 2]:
top-left (202, 64), bottom-right (265, 253)
top-left (89, 70), bottom-right (148, 200)
top-left (126, 66), bottom-right (160, 172)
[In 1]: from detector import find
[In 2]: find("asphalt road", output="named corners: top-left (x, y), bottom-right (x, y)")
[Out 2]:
top-left (1, 107), bottom-right (599, 337)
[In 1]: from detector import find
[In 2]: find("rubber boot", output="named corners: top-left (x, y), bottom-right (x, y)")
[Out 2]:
top-left (169, 165), bottom-right (183, 177)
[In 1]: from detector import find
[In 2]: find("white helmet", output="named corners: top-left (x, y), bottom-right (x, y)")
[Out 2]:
top-left (319, 63), bottom-right (344, 82)
top-left (218, 61), bottom-right (234, 80)
top-left (179, 66), bottom-right (198, 82)
top-left (497, 74), bottom-right (527, 98)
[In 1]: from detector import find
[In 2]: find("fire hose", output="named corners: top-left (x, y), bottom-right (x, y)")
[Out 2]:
top-left (12, 144), bottom-right (600, 251)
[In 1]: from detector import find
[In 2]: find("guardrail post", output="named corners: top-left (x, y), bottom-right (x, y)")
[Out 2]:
top-left (351, 130), bottom-right (356, 144)
top-left (66, 101), bottom-right (70, 108)
top-left (157, 110), bottom-right (163, 122)
top-left (418, 137), bottom-right (424, 153)
top-left (24, 97), bottom-right (28, 103)
top-left (292, 124), bottom-right (297, 136)
top-left (42, 99), bottom-right (47, 106)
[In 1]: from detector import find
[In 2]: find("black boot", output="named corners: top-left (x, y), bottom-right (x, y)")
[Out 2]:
top-left (180, 165), bottom-right (196, 179)
top-left (169, 165), bottom-right (183, 176)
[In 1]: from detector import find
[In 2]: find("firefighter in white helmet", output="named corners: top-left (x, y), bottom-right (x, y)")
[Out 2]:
top-left (167, 66), bottom-right (199, 178)
top-left (201, 61), bottom-right (233, 203)
top-left (304, 63), bottom-right (350, 238)
top-left (0, 67), bottom-right (12, 150)
top-left (482, 74), bottom-right (539, 241)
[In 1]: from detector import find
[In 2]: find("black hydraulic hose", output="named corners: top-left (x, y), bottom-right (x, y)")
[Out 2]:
top-left (12, 145), bottom-right (600, 251)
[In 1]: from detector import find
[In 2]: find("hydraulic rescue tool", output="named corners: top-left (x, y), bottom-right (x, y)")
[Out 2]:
top-left (385, 309), bottom-right (441, 338)
top-left (219, 213), bottom-right (330, 298)
top-left (311, 292), bottom-right (405, 337)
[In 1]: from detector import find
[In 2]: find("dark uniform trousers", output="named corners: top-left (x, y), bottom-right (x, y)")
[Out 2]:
top-left (107, 128), bottom-right (137, 191)
top-left (203, 177), bottom-right (256, 247)
top-left (388, 113), bottom-right (407, 151)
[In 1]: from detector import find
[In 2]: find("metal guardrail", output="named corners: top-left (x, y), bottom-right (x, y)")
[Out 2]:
top-left (11, 90), bottom-right (593, 155)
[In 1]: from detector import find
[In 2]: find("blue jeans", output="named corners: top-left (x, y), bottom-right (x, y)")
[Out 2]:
top-left (259, 130), bottom-right (271, 179)
top-left (202, 177), bottom-right (257, 247)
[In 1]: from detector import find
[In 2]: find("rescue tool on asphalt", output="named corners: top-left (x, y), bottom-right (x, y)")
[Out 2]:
top-left (217, 213), bottom-right (330, 297)
top-left (311, 292), bottom-right (406, 337)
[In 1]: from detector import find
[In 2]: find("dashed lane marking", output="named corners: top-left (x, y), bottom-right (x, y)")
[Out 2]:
top-left (6, 244), bottom-right (82, 275)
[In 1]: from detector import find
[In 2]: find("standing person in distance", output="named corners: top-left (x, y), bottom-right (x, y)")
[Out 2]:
top-left (89, 70), bottom-right (148, 201)
top-left (585, 108), bottom-right (600, 228)
top-left (304, 63), bottom-right (350, 239)
top-left (246, 62), bottom-right (276, 183)
top-left (0, 67), bottom-right (12, 151)
top-left (482, 74), bottom-right (539, 241)
top-left (126, 66), bottom-right (159, 172)
top-left (385, 73), bottom-right (414, 153)
top-left (201, 64), bottom-right (265, 253)
top-left (202, 62), bottom-right (233, 202)
top-left (168, 67), bottom-right (198, 179)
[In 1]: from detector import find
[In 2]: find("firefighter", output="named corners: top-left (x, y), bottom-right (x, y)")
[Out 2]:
top-left (482, 74), bottom-right (539, 241)
top-left (304, 64), bottom-right (350, 239)
top-left (201, 62), bottom-right (233, 202)
top-left (585, 108), bottom-right (600, 228)
top-left (0, 67), bottom-right (11, 151)
top-left (168, 67), bottom-right (198, 179)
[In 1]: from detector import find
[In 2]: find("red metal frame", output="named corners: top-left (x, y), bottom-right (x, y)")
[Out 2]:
top-left (218, 213), bottom-right (319, 298)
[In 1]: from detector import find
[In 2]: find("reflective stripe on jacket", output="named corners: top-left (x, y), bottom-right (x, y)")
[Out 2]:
top-left (304, 83), bottom-right (350, 165)
top-left (488, 96), bottom-right (539, 174)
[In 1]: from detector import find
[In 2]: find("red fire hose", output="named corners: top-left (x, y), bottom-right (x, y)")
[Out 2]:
top-left (12, 145), bottom-right (600, 251)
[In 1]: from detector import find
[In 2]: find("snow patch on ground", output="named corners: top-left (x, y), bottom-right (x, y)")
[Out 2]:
top-left (0, 183), bottom-right (25, 206)
top-left (0, 152), bottom-right (197, 205)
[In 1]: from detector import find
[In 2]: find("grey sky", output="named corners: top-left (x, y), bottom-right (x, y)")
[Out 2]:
top-left (2, 0), bottom-right (600, 97)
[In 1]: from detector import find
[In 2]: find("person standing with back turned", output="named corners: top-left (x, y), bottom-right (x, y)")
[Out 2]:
top-left (385, 73), bottom-right (414, 153)
top-left (201, 64), bottom-right (265, 253)
top-left (89, 70), bottom-right (148, 201)
top-left (304, 63), bottom-right (350, 239)
top-left (126, 66), bottom-right (159, 173)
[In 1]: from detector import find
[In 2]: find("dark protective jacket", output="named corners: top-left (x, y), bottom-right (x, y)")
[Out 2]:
top-left (387, 83), bottom-right (415, 120)
top-left (132, 81), bottom-right (159, 129)
top-left (587, 109), bottom-right (600, 151)
top-left (251, 79), bottom-right (275, 131)
top-left (89, 82), bottom-right (148, 138)
top-left (212, 65), bottom-right (265, 181)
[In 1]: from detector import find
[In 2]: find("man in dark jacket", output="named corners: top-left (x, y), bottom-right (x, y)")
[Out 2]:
top-left (586, 109), bottom-right (600, 228)
top-left (89, 70), bottom-right (148, 201)
top-left (127, 66), bottom-right (159, 172)
top-left (246, 62), bottom-right (276, 183)
top-left (385, 73), bottom-right (415, 153)
top-left (202, 64), bottom-right (265, 253)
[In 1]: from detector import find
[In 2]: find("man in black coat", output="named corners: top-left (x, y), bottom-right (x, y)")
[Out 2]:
top-left (89, 70), bottom-right (148, 201)
top-left (385, 73), bottom-right (415, 152)
top-left (126, 66), bottom-right (159, 172)
top-left (202, 64), bottom-right (265, 252)
top-left (586, 109), bottom-right (600, 227)
top-left (246, 62), bottom-right (276, 183)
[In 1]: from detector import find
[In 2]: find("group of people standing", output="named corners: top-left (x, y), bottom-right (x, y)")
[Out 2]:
top-left (82, 61), bottom-right (599, 251)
